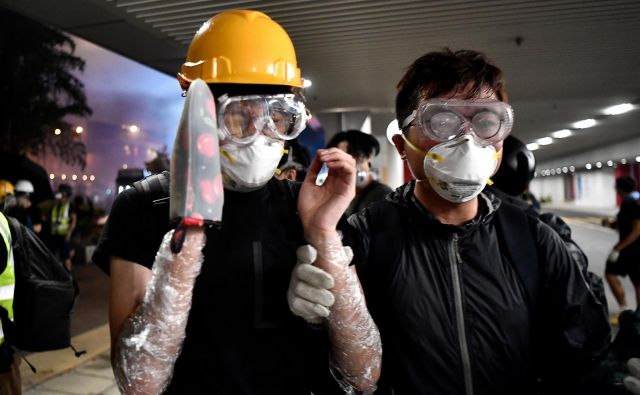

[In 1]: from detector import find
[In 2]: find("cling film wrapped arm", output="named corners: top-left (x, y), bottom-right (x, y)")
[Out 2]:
top-left (113, 229), bottom-right (205, 395)
top-left (311, 234), bottom-right (382, 394)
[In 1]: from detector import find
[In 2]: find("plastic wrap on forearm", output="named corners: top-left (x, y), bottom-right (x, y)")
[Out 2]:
top-left (114, 229), bottom-right (205, 395)
top-left (314, 236), bottom-right (381, 393)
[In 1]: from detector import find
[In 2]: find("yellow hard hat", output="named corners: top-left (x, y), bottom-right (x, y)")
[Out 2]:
top-left (0, 180), bottom-right (14, 199)
top-left (178, 10), bottom-right (302, 91)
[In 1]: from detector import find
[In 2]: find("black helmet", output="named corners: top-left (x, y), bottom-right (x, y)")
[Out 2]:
top-left (492, 135), bottom-right (536, 196)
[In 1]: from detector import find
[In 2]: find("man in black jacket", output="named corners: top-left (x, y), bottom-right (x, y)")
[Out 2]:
top-left (289, 49), bottom-right (611, 394)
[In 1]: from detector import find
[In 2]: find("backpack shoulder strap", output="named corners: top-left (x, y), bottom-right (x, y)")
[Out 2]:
top-left (494, 201), bottom-right (540, 310)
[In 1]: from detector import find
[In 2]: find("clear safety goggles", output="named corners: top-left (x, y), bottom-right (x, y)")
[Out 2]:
top-left (401, 99), bottom-right (514, 145)
top-left (218, 94), bottom-right (309, 145)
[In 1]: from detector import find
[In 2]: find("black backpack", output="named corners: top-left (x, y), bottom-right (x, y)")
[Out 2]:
top-left (0, 216), bottom-right (78, 352)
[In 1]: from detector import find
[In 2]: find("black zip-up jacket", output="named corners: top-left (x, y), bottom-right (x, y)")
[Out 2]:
top-left (345, 181), bottom-right (610, 395)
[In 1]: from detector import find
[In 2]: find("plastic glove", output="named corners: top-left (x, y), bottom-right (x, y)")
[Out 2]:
top-left (625, 358), bottom-right (640, 395)
top-left (607, 249), bottom-right (620, 263)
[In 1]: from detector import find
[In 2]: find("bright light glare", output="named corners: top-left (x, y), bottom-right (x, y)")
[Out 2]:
top-left (604, 103), bottom-right (633, 115)
top-left (54, 128), bottom-right (61, 135)
top-left (82, 175), bottom-right (88, 181)
top-left (551, 129), bottom-right (572, 139)
top-left (72, 174), bottom-right (77, 181)
top-left (596, 162), bottom-right (602, 168)
top-left (636, 156), bottom-right (640, 162)
top-left (49, 173), bottom-right (55, 179)
top-left (537, 137), bottom-right (553, 146)
top-left (585, 163), bottom-right (592, 170)
top-left (621, 158), bottom-right (627, 164)
top-left (89, 175), bottom-right (95, 181)
top-left (129, 125), bottom-right (139, 133)
top-left (573, 119), bottom-right (596, 129)
top-left (75, 126), bottom-right (83, 134)
top-left (303, 79), bottom-right (312, 88)
top-left (61, 174), bottom-right (67, 180)
top-left (607, 160), bottom-right (613, 167)
top-left (569, 166), bottom-right (575, 172)
top-left (526, 143), bottom-right (539, 151)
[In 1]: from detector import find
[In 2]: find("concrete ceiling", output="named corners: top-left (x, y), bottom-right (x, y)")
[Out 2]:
top-left (2, 0), bottom-right (640, 162)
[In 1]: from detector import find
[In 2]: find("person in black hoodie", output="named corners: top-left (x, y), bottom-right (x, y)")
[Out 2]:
top-left (289, 49), bottom-right (612, 394)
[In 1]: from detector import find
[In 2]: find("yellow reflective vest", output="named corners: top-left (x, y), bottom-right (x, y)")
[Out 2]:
top-left (52, 201), bottom-right (70, 236)
top-left (0, 213), bottom-right (15, 345)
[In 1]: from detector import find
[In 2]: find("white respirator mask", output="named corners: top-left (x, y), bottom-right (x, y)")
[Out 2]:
top-left (220, 135), bottom-right (285, 192)
top-left (403, 134), bottom-right (501, 203)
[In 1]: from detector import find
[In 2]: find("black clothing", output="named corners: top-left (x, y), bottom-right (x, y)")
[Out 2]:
top-left (5, 205), bottom-right (41, 232)
top-left (606, 193), bottom-right (640, 282)
top-left (346, 180), bottom-right (392, 216)
top-left (94, 178), bottom-right (338, 394)
top-left (346, 181), bottom-right (610, 395)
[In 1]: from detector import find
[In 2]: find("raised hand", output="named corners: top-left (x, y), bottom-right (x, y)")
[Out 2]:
top-left (298, 148), bottom-right (355, 240)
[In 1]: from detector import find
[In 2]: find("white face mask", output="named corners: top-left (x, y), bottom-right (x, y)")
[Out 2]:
top-left (220, 135), bottom-right (285, 192)
top-left (403, 134), bottom-right (500, 203)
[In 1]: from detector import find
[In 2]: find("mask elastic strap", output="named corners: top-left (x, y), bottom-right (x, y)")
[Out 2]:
top-left (400, 134), bottom-right (444, 162)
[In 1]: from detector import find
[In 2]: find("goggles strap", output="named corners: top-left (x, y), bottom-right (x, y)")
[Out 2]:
top-left (401, 134), bottom-right (444, 162)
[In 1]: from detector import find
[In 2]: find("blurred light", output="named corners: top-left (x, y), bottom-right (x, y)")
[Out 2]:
top-left (71, 174), bottom-right (78, 181)
top-left (54, 128), bottom-right (61, 135)
top-left (569, 166), bottom-right (575, 172)
top-left (49, 173), bottom-right (55, 180)
top-left (585, 163), bottom-right (592, 170)
top-left (123, 164), bottom-right (128, 169)
top-left (386, 119), bottom-right (401, 145)
top-left (607, 160), bottom-right (613, 167)
top-left (534, 172), bottom-right (538, 177)
top-left (106, 188), bottom-right (112, 195)
top-left (129, 125), bottom-right (139, 133)
top-left (556, 167), bottom-right (561, 173)
top-left (551, 129), bottom-right (572, 139)
top-left (82, 175), bottom-right (88, 181)
top-left (596, 161), bottom-right (602, 168)
top-left (61, 174), bottom-right (67, 180)
top-left (573, 119), bottom-right (596, 129)
top-left (537, 137), bottom-right (553, 146)
top-left (636, 156), bottom-right (640, 162)
top-left (89, 175), bottom-right (95, 181)
top-left (118, 186), bottom-right (124, 194)
top-left (75, 126), bottom-right (84, 134)
top-left (550, 169), bottom-right (556, 175)
top-left (302, 78), bottom-right (312, 88)
top-left (562, 167), bottom-right (568, 173)
top-left (526, 143), bottom-right (539, 151)
top-left (604, 103), bottom-right (633, 115)
top-left (621, 158), bottom-right (627, 164)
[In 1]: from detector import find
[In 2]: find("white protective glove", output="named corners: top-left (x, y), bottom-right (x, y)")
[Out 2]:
top-left (625, 358), bottom-right (640, 395)
top-left (287, 245), bottom-right (353, 324)
top-left (607, 248), bottom-right (620, 263)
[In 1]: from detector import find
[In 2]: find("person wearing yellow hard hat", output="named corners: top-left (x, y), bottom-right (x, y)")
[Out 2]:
top-left (94, 10), bottom-right (380, 394)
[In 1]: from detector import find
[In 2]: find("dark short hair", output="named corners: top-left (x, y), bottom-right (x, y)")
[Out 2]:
top-left (396, 49), bottom-right (507, 131)
top-left (616, 176), bottom-right (636, 193)
top-left (326, 129), bottom-right (380, 159)
top-left (58, 183), bottom-right (72, 196)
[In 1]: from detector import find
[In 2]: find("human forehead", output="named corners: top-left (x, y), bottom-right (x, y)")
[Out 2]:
top-left (421, 86), bottom-right (498, 104)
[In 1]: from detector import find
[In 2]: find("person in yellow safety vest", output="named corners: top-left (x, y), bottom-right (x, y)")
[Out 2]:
top-left (50, 184), bottom-right (76, 271)
top-left (0, 212), bottom-right (20, 394)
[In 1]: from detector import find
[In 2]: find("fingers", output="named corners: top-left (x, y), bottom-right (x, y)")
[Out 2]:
top-left (293, 280), bottom-right (335, 307)
top-left (297, 245), bottom-right (318, 264)
top-left (317, 148), bottom-right (356, 174)
top-left (294, 262), bottom-right (335, 290)
top-left (288, 295), bottom-right (330, 324)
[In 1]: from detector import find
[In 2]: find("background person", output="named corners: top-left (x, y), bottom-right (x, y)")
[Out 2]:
top-left (49, 184), bottom-right (76, 271)
top-left (274, 139), bottom-right (310, 182)
top-left (5, 180), bottom-right (42, 234)
top-left (603, 176), bottom-right (640, 313)
top-left (326, 129), bottom-right (392, 216)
